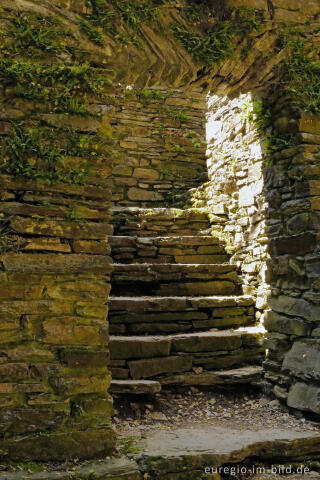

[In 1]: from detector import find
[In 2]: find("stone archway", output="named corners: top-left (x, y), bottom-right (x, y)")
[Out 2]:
top-left (0, 0), bottom-right (319, 463)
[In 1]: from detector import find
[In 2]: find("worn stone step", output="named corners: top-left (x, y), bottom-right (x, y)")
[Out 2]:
top-left (111, 263), bottom-right (240, 296)
top-left (136, 426), bottom-right (320, 476)
top-left (110, 367), bottom-right (262, 393)
top-left (110, 235), bottom-right (228, 264)
top-left (109, 331), bottom-right (264, 381)
top-left (109, 295), bottom-right (256, 335)
top-left (6, 428), bottom-right (320, 479)
top-left (159, 365), bottom-right (263, 386)
top-left (110, 379), bottom-right (161, 395)
top-left (112, 207), bottom-right (211, 237)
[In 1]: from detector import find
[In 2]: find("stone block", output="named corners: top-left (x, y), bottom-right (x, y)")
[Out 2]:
top-left (0, 427), bottom-right (116, 461)
top-left (273, 0), bottom-right (319, 13)
top-left (159, 281), bottom-right (236, 296)
top-left (128, 356), bottom-right (192, 379)
top-left (287, 382), bottom-right (320, 414)
top-left (0, 407), bottom-right (68, 435)
top-left (59, 349), bottom-right (110, 367)
top-left (128, 188), bottom-right (163, 201)
top-left (264, 310), bottom-right (309, 336)
top-left (274, 8), bottom-right (307, 23)
top-left (282, 339), bottom-right (320, 380)
top-left (299, 113), bottom-right (320, 135)
top-left (110, 336), bottom-right (171, 360)
top-left (171, 332), bottom-right (242, 353)
top-left (111, 367), bottom-right (129, 379)
top-left (133, 168), bottom-right (159, 180)
top-left (1, 175), bottom-right (111, 200)
top-left (268, 295), bottom-right (320, 321)
top-left (270, 233), bottom-right (317, 256)
top-left (72, 240), bottom-right (111, 255)
top-left (42, 318), bottom-right (104, 345)
top-left (39, 114), bottom-right (100, 132)
top-left (287, 213), bottom-right (310, 234)
top-left (49, 373), bottom-right (111, 396)
top-left (10, 217), bottom-right (113, 240)
top-left (1, 253), bottom-right (113, 274)
top-left (0, 300), bottom-right (74, 317)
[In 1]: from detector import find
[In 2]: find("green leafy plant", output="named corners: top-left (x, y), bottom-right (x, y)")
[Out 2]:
top-left (279, 27), bottom-right (320, 113)
top-left (0, 59), bottom-right (110, 114)
top-left (243, 99), bottom-right (296, 165)
top-left (79, 17), bottom-right (104, 46)
top-left (136, 88), bottom-right (165, 106)
top-left (235, 7), bottom-right (264, 32)
top-left (0, 124), bottom-right (89, 184)
top-left (172, 20), bottom-right (235, 69)
top-left (11, 14), bottom-right (68, 55)
top-left (172, 6), bottom-right (265, 69)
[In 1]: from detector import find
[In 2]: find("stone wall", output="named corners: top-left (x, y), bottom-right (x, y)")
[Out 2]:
top-left (264, 107), bottom-right (320, 417)
top-left (188, 92), bottom-right (320, 417)
top-left (0, 177), bottom-right (115, 461)
top-left (111, 87), bottom-right (207, 207)
top-left (0, 2), bottom-right (116, 461)
top-left (187, 93), bottom-right (268, 310)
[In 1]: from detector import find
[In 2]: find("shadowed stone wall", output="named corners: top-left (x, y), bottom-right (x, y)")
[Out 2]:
top-left (188, 92), bottom-right (320, 418)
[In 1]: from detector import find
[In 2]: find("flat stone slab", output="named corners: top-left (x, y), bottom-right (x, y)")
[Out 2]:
top-left (112, 207), bottom-right (210, 222)
top-left (109, 296), bottom-right (254, 312)
top-left (110, 379), bottom-right (161, 394)
top-left (159, 365), bottom-right (263, 385)
top-left (2, 458), bottom-right (141, 480)
top-left (135, 426), bottom-right (320, 475)
top-left (113, 263), bottom-right (236, 275)
top-left (4, 427), bottom-right (320, 479)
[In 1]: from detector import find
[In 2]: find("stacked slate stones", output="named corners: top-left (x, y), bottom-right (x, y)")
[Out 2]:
top-left (108, 202), bottom-right (264, 394)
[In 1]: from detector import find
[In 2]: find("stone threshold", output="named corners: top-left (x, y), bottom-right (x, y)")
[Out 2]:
top-left (3, 427), bottom-right (320, 480)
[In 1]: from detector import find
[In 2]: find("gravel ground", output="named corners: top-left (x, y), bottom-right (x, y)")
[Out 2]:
top-left (113, 386), bottom-right (320, 436)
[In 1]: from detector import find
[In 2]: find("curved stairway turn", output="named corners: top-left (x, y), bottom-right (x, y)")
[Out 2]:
top-left (109, 207), bottom-right (263, 394)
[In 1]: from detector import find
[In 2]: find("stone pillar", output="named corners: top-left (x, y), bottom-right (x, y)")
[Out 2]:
top-left (264, 103), bottom-right (320, 417)
top-left (0, 177), bottom-right (116, 461)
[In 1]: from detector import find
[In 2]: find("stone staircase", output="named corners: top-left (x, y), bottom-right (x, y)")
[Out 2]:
top-left (109, 207), bottom-right (264, 394)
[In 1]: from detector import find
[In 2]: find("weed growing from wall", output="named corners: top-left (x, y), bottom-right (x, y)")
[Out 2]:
top-left (0, 124), bottom-right (90, 184)
top-left (243, 99), bottom-right (296, 165)
top-left (279, 27), bottom-right (320, 113)
top-left (172, 6), bottom-right (264, 69)
top-left (11, 14), bottom-right (69, 55)
top-left (80, 0), bottom-right (166, 47)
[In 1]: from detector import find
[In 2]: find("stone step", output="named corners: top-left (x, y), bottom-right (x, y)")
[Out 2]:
top-left (111, 263), bottom-right (240, 296)
top-left (135, 426), bottom-right (320, 476)
top-left (110, 366), bottom-right (261, 393)
top-left (112, 207), bottom-right (211, 237)
top-left (6, 428), bottom-right (320, 479)
top-left (109, 295), bottom-right (256, 335)
top-left (159, 365), bottom-right (263, 386)
top-left (110, 235), bottom-right (228, 264)
top-left (109, 331), bottom-right (264, 381)
top-left (110, 379), bottom-right (161, 395)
